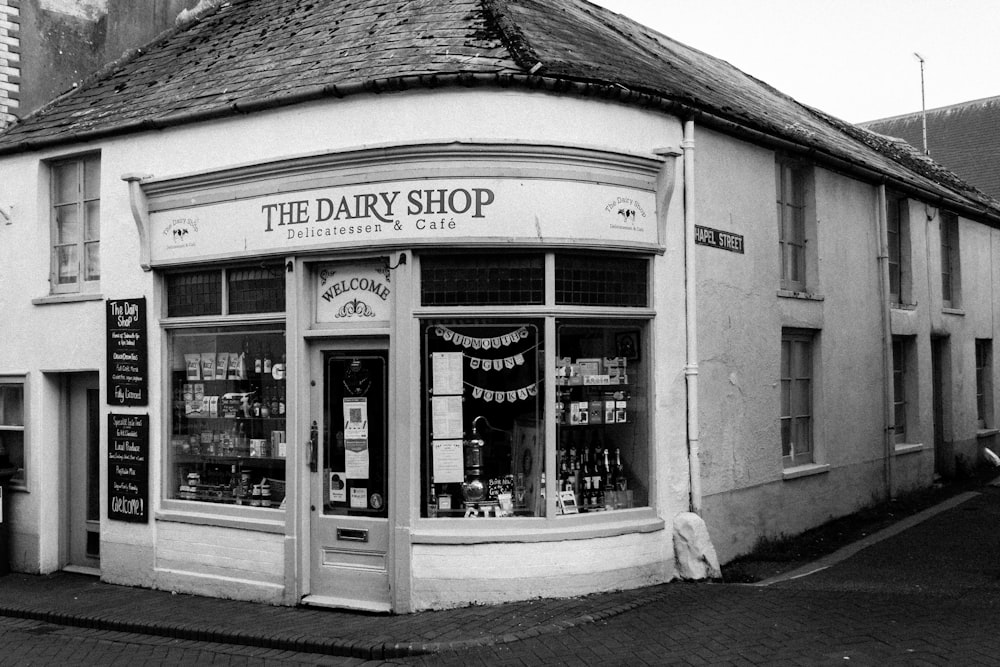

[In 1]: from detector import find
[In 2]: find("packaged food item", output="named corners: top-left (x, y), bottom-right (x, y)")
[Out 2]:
top-left (200, 352), bottom-right (216, 380)
top-left (215, 352), bottom-right (229, 379)
top-left (185, 354), bottom-right (201, 380)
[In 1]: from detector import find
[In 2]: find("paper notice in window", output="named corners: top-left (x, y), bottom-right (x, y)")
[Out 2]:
top-left (432, 439), bottom-right (464, 484)
top-left (350, 487), bottom-right (367, 509)
top-left (432, 352), bottom-right (464, 395)
top-left (431, 395), bottom-right (464, 439)
top-left (344, 397), bottom-right (370, 479)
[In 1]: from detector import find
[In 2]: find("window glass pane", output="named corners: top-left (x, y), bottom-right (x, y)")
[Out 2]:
top-left (228, 265), bottom-right (285, 314)
top-left (84, 156), bottom-right (101, 200)
top-left (85, 201), bottom-right (100, 240)
top-left (780, 419), bottom-right (791, 457)
top-left (55, 204), bottom-right (80, 243)
top-left (55, 245), bottom-right (78, 284)
top-left (555, 254), bottom-right (647, 307)
top-left (0, 385), bottom-right (23, 425)
top-left (422, 320), bottom-right (544, 517)
top-left (556, 320), bottom-right (648, 512)
top-left (168, 327), bottom-right (287, 507)
top-left (166, 270), bottom-right (222, 317)
top-left (421, 255), bottom-right (544, 306)
top-left (0, 431), bottom-right (24, 483)
top-left (53, 162), bottom-right (78, 204)
top-left (84, 241), bottom-right (100, 281)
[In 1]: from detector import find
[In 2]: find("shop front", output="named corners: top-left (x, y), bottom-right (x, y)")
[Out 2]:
top-left (136, 141), bottom-right (681, 612)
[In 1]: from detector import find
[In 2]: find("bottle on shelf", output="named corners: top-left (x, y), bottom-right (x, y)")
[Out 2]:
top-left (428, 481), bottom-right (438, 518)
top-left (612, 448), bottom-right (626, 491)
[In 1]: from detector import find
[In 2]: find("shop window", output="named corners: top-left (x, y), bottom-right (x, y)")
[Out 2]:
top-left (421, 254), bottom-right (544, 306)
top-left (887, 193), bottom-right (912, 306)
top-left (168, 326), bottom-right (287, 508)
top-left (50, 154), bottom-right (100, 294)
top-left (555, 321), bottom-right (648, 512)
top-left (976, 339), bottom-right (993, 429)
top-left (781, 329), bottom-right (814, 467)
top-left (555, 254), bottom-right (648, 307)
top-left (422, 320), bottom-right (544, 517)
top-left (941, 212), bottom-right (961, 308)
top-left (166, 264), bottom-right (284, 317)
top-left (0, 379), bottom-right (25, 487)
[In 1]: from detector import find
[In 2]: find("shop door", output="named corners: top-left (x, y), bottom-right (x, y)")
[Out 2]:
top-left (66, 373), bottom-right (100, 572)
top-left (306, 347), bottom-right (390, 611)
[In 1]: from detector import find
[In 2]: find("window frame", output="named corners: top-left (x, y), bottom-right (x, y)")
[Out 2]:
top-left (887, 193), bottom-right (912, 306)
top-left (49, 153), bottom-right (101, 295)
top-left (940, 212), bottom-right (961, 309)
top-left (776, 158), bottom-right (808, 292)
top-left (0, 376), bottom-right (27, 489)
top-left (416, 250), bottom-right (655, 527)
top-left (781, 329), bottom-right (815, 468)
top-left (976, 338), bottom-right (993, 429)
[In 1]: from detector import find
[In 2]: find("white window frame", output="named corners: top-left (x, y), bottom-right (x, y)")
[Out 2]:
top-left (49, 153), bottom-right (101, 295)
top-left (776, 158), bottom-right (808, 292)
top-left (941, 212), bottom-right (961, 309)
top-left (887, 193), bottom-right (912, 306)
top-left (781, 329), bottom-right (815, 468)
top-left (976, 339), bottom-right (993, 429)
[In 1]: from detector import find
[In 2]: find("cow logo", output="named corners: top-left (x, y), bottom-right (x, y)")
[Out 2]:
top-left (163, 218), bottom-right (199, 248)
top-left (617, 208), bottom-right (637, 223)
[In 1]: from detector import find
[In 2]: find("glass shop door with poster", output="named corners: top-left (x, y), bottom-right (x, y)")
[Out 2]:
top-left (306, 347), bottom-right (390, 611)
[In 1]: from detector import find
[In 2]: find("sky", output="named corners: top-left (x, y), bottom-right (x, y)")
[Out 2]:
top-left (588, 0), bottom-right (1000, 124)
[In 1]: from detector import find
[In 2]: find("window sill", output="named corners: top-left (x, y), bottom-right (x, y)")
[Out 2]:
top-left (32, 292), bottom-right (104, 306)
top-left (156, 503), bottom-right (285, 534)
top-left (976, 429), bottom-right (999, 439)
top-left (942, 307), bottom-right (966, 317)
top-left (893, 443), bottom-right (925, 456)
top-left (777, 290), bottom-right (824, 301)
top-left (411, 507), bottom-right (664, 544)
top-left (782, 463), bottom-right (830, 480)
top-left (891, 302), bottom-right (917, 311)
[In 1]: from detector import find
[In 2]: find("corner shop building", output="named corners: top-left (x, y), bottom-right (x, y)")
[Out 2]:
top-left (2, 0), bottom-right (999, 613)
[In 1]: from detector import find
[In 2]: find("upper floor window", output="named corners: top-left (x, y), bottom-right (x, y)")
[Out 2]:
top-left (50, 154), bottom-right (100, 294)
top-left (887, 193), bottom-right (912, 306)
top-left (940, 212), bottom-right (961, 308)
top-left (776, 158), bottom-right (813, 292)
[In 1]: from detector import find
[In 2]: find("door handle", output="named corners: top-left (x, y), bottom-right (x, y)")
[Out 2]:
top-left (308, 420), bottom-right (318, 472)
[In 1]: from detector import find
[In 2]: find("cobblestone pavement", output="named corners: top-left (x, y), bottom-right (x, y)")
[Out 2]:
top-left (1, 486), bottom-right (998, 665)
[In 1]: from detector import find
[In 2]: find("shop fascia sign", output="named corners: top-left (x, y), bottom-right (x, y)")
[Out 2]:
top-left (315, 262), bottom-right (393, 323)
top-left (149, 178), bottom-right (657, 262)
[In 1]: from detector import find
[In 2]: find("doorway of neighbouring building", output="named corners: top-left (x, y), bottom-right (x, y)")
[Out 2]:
top-left (64, 373), bottom-right (100, 572)
top-left (931, 337), bottom-right (949, 477)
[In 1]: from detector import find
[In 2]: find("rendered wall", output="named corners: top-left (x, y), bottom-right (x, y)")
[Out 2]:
top-left (0, 88), bottom-right (690, 608)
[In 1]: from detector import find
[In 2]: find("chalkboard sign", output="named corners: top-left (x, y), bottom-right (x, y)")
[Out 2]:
top-left (108, 413), bottom-right (149, 523)
top-left (106, 298), bottom-right (148, 406)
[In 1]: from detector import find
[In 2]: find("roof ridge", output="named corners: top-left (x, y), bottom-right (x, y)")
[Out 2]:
top-left (864, 94), bottom-right (1000, 125)
top-left (481, 0), bottom-right (543, 73)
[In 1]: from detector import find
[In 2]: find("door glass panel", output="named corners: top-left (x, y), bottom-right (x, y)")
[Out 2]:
top-left (323, 352), bottom-right (388, 517)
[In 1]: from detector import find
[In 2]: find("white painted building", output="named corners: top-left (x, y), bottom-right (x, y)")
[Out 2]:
top-left (0, 0), bottom-right (997, 612)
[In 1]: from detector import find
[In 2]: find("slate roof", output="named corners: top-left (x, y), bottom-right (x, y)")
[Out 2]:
top-left (2, 0), bottom-right (998, 224)
top-left (862, 96), bottom-right (1000, 201)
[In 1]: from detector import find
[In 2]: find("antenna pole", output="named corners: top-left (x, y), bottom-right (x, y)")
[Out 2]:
top-left (914, 52), bottom-right (928, 154)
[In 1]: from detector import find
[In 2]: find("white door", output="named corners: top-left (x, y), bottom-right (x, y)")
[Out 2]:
top-left (304, 344), bottom-right (391, 611)
top-left (66, 373), bottom-right (100, 572)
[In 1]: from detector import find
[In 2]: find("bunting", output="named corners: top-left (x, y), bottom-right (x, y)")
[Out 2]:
top-left (466, 381), bottom-right (540, 403)
top-left (434, 325), bottom-right (529, 350)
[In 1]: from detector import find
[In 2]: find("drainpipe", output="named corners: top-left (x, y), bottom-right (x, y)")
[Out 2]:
top-left (682, 119), bottom-right (702, 514)
top-left (875, 184), bottom-right (895, 499)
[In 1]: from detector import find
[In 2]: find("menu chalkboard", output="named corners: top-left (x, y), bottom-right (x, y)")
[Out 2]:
top-left (108, 413), bottom-right (149, 523)
top-left (106, 298), bottom-right (148, 406)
